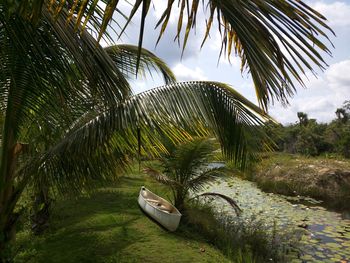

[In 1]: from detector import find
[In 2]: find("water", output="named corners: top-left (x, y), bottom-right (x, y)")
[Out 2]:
top-left (205, 172), bottom-right (350, 262)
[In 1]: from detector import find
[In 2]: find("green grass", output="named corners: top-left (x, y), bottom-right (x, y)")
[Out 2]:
top-left (14, 173), bottom-right (230, 263)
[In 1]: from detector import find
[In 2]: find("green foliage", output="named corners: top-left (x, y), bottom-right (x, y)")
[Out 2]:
top-left (325, 117), bottom-right (350, 158)
top-left (264, 101), bottom-right (350, 158)
top-left (144, 138), bottom-right (228, 211)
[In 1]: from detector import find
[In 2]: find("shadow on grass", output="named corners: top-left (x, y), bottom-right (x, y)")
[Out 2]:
top-left (15, 175), bottom-right (230, 263)
top-left (17, 189), bottom-right (146, 263)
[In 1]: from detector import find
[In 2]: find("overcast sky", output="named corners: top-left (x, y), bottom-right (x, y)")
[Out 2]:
top-left (112, 0), bottom-right (350, 125)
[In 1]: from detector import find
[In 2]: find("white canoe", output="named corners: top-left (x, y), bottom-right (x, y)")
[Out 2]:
top-left (138, 186), bottom-right (182, 231)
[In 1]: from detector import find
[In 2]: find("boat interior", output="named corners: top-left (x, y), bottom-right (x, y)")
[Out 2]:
top-left (141, 189), bottom-right (175, 213)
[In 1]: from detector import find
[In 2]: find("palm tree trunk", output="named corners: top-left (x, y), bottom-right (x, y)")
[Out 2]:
top-left (174, 190), bottom-right (186, 213)
top-left (0, 209), bottom-right (20, 262)
top-left (0, 165), bottom-right (29, 262)
top-left (0, 125), bottom-right (24, 261)
top-left (0, 176), bottom-right (20, 262)
top-left (0, 185), bottom-right (19, 261)
top-left (0, 168), bottom-right (27, 262)
top-left (30, 184), bottom-right (51, 235)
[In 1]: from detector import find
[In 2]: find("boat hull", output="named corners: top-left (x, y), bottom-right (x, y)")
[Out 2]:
top-left (138, 186), bottom-right (182, 231)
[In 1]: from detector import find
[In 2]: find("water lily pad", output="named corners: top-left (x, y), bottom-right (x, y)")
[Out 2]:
top-left (205, 176), bottom-right (350, 262)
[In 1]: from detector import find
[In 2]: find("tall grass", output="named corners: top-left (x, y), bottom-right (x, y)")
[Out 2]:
top-left (182, 201), bottom-right (301, 262)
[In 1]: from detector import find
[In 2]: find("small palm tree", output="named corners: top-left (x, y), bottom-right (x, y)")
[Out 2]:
top-left (144, 138), bottom-right (241, 214)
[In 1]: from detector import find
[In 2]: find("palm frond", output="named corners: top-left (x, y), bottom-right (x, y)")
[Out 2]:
top-left (199, 192), bottom-right (242, 215)
top-left (21, 81), bottom-right (272, 192)
top-left (104, 44), bottom-right (176, 84)
top-left (9, 0), bottom-right (334, 110)
top-left (0, 7), bottom-right (133, 188)
top-left (163, 138), bottom-right (216, 182)
top-left (188, 166), bottom-right (227, 192)
top-left (155, 0), bottom-right (334, 109)
top-left (143, 166), bottom-right (176, 187)
top-left (0, 8), bottom-right (131, 134)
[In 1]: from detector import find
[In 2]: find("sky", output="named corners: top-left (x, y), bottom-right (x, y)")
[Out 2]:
top-left (110, 0), bottom-right (350, 125)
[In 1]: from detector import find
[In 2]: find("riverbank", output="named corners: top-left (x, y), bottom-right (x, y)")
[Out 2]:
top-left (248, 153), bottom-right (350, 210)
top-left (14, 172), bottom-right (230, 263)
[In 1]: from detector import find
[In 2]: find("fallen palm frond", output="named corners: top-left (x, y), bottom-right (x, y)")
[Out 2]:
top-left (199, 192), bottom-right (242, 216)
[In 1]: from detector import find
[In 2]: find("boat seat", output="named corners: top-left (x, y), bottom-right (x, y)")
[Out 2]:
top-left (145, 198), bottom-right (159, 203)
top-left (145, 198), bottom-right (173, 213)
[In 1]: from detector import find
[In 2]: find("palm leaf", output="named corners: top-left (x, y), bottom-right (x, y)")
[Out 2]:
top-left (199, 192), bottom-right (242, 215)
top-left (188, 166), bottom-right (227, 192)
top-left (104, 44), bottom-right (176, 84)
top-left (0, 7), bottom-right (132, 189)
top-left (0, 8), bottom-right (131, 132)
top-left (143, 166), bottom-right (177, 187)
top-left (9, 0), bottom-right (334, 110)
top-left (20, 81), bottom-right (272, 192)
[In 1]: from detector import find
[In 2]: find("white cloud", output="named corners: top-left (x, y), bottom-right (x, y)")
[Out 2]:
top-left (172, 63), bottom-right (207, 81)
top-left (311, 1), bottom-right (350, 27)
top-left (270, 97), bottom-right (335, 125)
top-left (269, 59), bottom-right (350, 124)
top-left (208, 31), bottom-right (222, 52)
top-left (326, 59), bottom-right (350, 90)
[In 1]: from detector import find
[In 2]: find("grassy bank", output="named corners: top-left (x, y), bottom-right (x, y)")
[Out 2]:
top-left (247, 153), bottom-right (350, 210)
top-left (14, 171), bottom-right (230, 263)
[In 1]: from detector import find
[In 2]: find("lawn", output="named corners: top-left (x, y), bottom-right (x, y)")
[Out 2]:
top-left (14, 171), bottom-right (230, 263)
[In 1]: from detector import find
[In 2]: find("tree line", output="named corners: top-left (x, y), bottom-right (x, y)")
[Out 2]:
top-left (265, 101), bottom-right (350, 158)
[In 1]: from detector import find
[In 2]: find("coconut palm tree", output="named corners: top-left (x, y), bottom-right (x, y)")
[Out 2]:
top-left (0, 5), bottom-right (271, 260)
top-left (28, 43), bottom-right (177, 235)
top-left (0, 0), bottom-right (333, 260)
top-left (144, 138), bottom-right (242, 214)
top-left (0, 10), bottom-right (177, 253)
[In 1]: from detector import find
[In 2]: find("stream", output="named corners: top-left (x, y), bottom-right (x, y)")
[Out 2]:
top-left (205, 166), bottom-right (350, 262)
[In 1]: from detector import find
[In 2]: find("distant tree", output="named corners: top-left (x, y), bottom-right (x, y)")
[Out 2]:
top-left (295, 119), bottom-right (330, 156)
top-left (262, 100), bottom-right (350, 158)
top-left (335, 108), bottom-right (348, 123)
top-left (326, 101), bottom-right (350, 158)
top-left (265, 116), bottom-right (332, 156)
top-left (343, 100), bottom-right (350, 112)
top-left (297, 112), bottom-right (309, 126)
